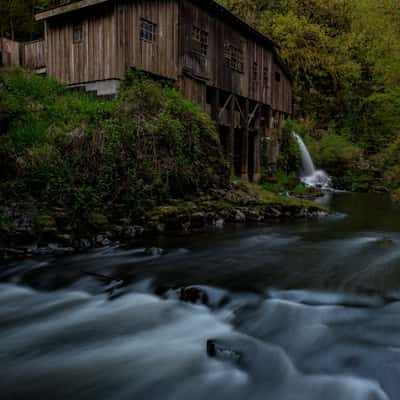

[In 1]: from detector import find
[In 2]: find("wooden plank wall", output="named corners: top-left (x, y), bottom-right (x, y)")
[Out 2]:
top-left (40, 0), bottom-right (291, 113)
top-left (0, 38), bottom-right (21, 67)
top-left (180, 0), bottom-right (292, 114)
top-left (46, 2), bottom-right (117, 84)
top-left (21, 40), bottom-right (46, 69)
top-left (115, 0), bottom-right (179, 80)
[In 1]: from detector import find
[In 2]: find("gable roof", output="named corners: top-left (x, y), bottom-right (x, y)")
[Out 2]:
top-left (36, 0), bottom-right (292, 81)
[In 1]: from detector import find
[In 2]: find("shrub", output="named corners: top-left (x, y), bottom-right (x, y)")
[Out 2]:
top-left (0, 69), bottom-right (228, 227)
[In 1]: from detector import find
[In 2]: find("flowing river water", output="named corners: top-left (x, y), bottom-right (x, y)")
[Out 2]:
top-left (2, 192), bottom-right (400, 399)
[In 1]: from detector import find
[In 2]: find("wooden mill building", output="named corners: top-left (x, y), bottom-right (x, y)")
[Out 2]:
top-left (32, 0), bottom-right (292, 181)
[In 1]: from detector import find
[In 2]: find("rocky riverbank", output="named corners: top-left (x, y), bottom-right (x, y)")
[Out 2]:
top-left (0, 182), bottom-right (327, 262)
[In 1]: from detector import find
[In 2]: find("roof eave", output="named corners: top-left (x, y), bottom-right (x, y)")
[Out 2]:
top-left (35, 0), bottom-right (110, 21)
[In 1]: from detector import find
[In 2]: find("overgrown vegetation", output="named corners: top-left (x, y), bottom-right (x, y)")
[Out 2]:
top-left (0, 69), bottom-right (228, 231)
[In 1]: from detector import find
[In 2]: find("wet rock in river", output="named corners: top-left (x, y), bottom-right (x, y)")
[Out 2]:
top-left (144, 247), bottom-right (164, 256)
top-left (265, 207), bottom-right (282, 218)
top-left (190, 212), bottom-right (206, 230)
top-left (246, 210), bottom-right (264, 222)
top-left (233, 210), bottom-right (246, 223)
top-left (207, 339), bottom-right (242, 363)
top-left (95, 235), bottom-right (112, 246)
top-left (179, 286), bottom-right (209, 305)
top-left (215, 218), bottom-right (225, 228)
top-left (177, 285), bottom-right (230, 308)
top-left (56, 234), bottom-right (73, 246)
top-left (118, 225), bottom-right (145, 240)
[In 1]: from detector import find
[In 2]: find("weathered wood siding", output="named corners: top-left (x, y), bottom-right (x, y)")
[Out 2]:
top-left (0, 38), bottom-right (21, 67)
top-left (21, 40), bottom-right (46, 69)
top-left (38, 0), bottom-right (291, 114)
top-left (115, 0), bottom-right (179, 80)
top-left (46, 2), bottom-right (117, 84)
top-left (180, 0), bottom-right (292, 114)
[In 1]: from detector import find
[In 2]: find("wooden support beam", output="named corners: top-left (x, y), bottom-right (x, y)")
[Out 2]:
top-left (233, 96), bottom-right (245, 124)
top-left (252, 105), bottom-right (262, 183)
top-left (241, 98), bottom-right (249, 181)
top-left (218, 94), bottom-right (233, 123)
top-left (248, 103), bottom-right (260, 127)
top-left (211, 87), bottom-right (220, 122)
top-left (265, 107), bottom-right (275, 176)
top-left (228, 95), bottom-right (235, 175)
top-left (253, 128), bottom-right (262, 183)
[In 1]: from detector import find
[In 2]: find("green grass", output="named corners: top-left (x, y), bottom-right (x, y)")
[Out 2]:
top-left (0, 69), bottom-right (228, 228)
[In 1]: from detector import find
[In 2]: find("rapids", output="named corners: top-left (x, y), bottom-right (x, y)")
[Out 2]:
top-left (1, 192), bottom-right (400, 399)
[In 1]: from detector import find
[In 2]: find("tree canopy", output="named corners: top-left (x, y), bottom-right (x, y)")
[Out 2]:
top-left (221, 0), bottom-right (400, 155)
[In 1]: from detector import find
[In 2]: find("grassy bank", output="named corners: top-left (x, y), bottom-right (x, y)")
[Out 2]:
top-left (0, 69), bottom-right (227, 228)
top-left (0, 70), bottom-right (325, 252)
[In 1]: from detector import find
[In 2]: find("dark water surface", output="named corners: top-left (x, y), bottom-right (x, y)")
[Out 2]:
top-left (2, 192), bottom-right (400, 399)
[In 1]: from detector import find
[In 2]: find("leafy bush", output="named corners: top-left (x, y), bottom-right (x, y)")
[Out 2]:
top-left (0, 70), bottom-right (228, 225)
top-left (262, 171), bottom-right (302, 194)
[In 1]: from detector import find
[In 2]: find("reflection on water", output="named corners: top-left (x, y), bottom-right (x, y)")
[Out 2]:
top-left (1, 193), bottom-right (400, 399)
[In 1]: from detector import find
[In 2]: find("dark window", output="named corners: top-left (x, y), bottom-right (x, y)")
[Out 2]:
top-left (224, 42), bottom-right (244, 73)
top-left (275, 72), bottom-right (281, 82)
top-left (224, 42), bottom-right (231, 67)
top-left (252, 62), bottom-right (258, 91)
top-left (192, 26), bottom-right (208, 57)
top-left (73, 24), bottom-right (83, 44)
top-left (263, 66), bottom-right (269, 86)
top-left (140, 18), bottom-right (156, 42)
top-left (252, 62), bottom-right (258, 81)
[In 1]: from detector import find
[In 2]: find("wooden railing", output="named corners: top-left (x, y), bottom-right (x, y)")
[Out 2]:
top-left (21, 40), bottom-right (46, 70)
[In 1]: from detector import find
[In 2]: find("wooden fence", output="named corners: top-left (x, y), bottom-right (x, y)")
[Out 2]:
top-left (0, 38), bottom-right (21, 67)
top-left (0, 38), bottom-right (46, 71)
top-left (21, 40), bottom-right (46, 70)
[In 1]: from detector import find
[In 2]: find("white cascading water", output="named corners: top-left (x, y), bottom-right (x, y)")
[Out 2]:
top-left (292, 132), bottom-right (332, 190)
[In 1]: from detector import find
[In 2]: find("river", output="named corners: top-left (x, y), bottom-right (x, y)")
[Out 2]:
top-left (1, 192), bottom-right (400, 399)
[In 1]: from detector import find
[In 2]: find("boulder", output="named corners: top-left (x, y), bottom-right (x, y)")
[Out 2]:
top-left (179, 286), bottom-right (209, 306)
top-left (206, 340), bottom-right (242, 362)
top-left (234, 210), bottom-right (246, 222)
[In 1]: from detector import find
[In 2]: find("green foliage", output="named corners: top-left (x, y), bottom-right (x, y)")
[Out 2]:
top-left (0, 208), bottom-right (13, 232)
top-left (0, 70), bottom-right (228, 227)
top-left (391, 188), bottom-right (400, 206)
top-left (262, 171), bottom-right (303, 194)
top-left (278, 120), bottom-right (301, 173)
top-left (305, 131), bottom-right (362, 174)
top-left (0, 0), bottom-right (49, 41)
top-left (220, 0), bottom-right (400, 189)
top-left (32, 213), bottom-right (56, 232)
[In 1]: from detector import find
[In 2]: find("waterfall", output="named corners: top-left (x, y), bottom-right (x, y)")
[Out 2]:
top-left (292, 132), bottom-right (332, 189)
top-left (292, 132), bottom-right (316, 176)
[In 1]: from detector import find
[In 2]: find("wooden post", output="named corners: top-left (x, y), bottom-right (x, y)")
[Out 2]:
top-left (265, 107), bottom-right (276, 176)
top-left (228, 95), bottom-right (235, 176)
top-left (266, 107), bottom-right (273, 139)
top-left (241, 98), bottom-right (249, 181)
top-left (211, 87), bottom-right (220, 123)
top-left (253, 107), bottom-right (261, 183)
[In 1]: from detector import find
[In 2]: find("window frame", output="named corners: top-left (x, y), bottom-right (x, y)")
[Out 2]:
top-left (140, 18), bottom-right (157, 43)
top-left (192, 26), bottom-right (209, 57)
top-left (73, 23), bottom-right (83, 44)
top-left (224, 42), bottom-right (244, 73)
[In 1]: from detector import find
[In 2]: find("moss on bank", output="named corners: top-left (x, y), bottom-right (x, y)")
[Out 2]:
top-left (147, 182), bottom-right (327, 231)
top-left (0, 70), bottom-right (326, 252)
top-left (0, 69), bottom-right (227, 230)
